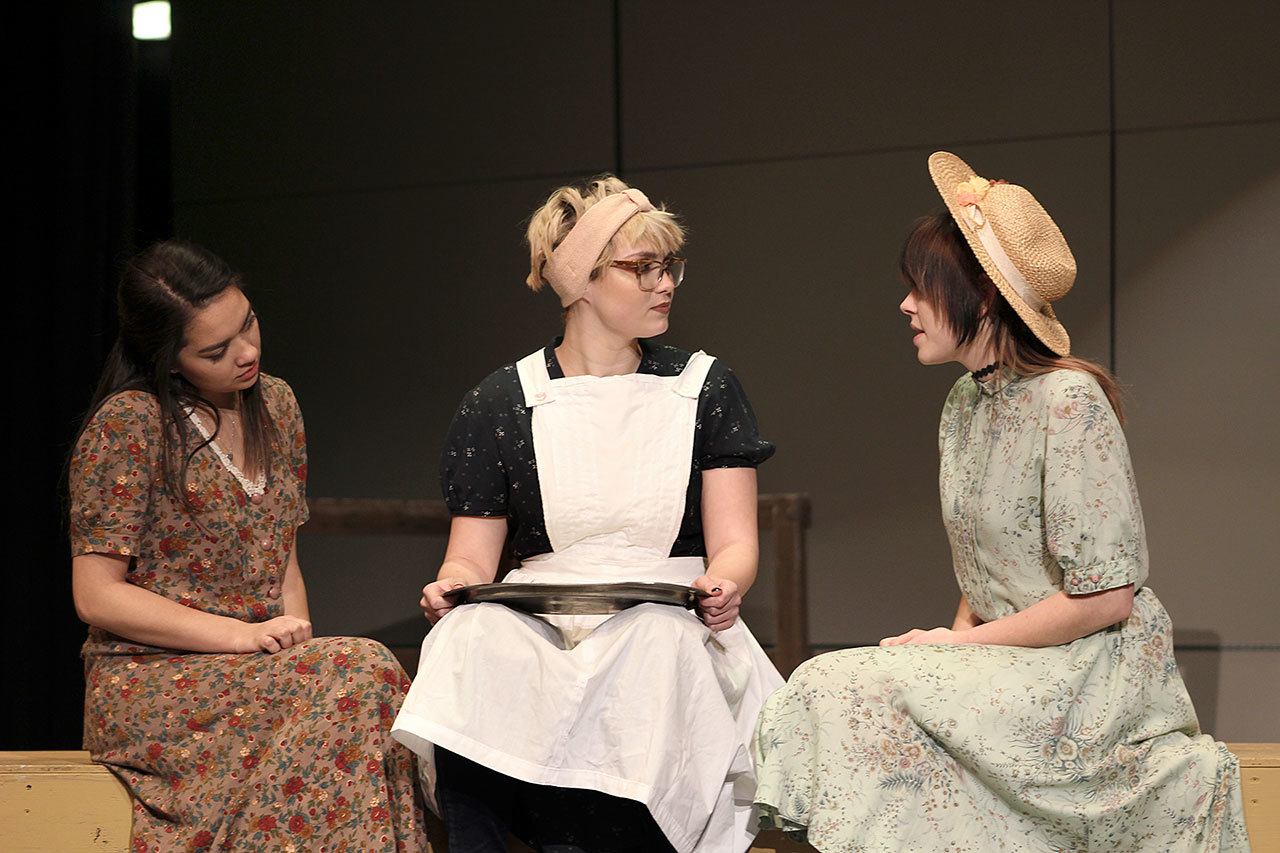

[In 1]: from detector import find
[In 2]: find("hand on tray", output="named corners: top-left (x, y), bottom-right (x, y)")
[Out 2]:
top-left (421, 578), bottom-right (468, 624)
top-left (692, 575), bottom-right (740, 632)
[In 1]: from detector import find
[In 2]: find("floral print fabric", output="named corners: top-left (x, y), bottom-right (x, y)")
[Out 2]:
top-left (70, 375), bottom-right (425, 852)
top-left (752, 370), bottom-right (1250, 852)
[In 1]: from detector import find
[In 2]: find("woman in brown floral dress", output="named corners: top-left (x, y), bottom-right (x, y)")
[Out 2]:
top-left (69, 240), bottom-right (426, 852)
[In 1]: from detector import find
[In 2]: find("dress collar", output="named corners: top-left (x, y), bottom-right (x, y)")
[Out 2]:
top-left (975, 367), bottom-right (1019, 396)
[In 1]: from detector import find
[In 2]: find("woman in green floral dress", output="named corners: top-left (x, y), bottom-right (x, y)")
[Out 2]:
top-left (69, 241), bottom-right (426, 852)
top-left (751, 153), bottom-right (1250, 852)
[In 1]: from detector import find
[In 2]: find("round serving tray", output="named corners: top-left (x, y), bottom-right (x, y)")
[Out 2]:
top-left (442, 581), bottom-right (708, 615)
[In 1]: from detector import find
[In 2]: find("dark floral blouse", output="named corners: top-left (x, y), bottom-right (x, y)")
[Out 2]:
top-left (441, 338), bottom-right (775, 560)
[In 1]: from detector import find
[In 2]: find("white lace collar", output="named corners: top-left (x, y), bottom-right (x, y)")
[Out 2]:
top-left (184, 407), bottom-right (266, 497)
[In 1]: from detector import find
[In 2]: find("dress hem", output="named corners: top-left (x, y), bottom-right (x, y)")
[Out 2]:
top-left (391, 710), bottom-right (704, 853)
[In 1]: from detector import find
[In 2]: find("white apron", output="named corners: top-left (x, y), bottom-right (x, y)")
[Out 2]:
top-left (392, 348), bottom-right (783, 853)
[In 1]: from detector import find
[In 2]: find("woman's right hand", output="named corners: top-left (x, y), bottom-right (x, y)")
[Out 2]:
top-left (421, 578), bottom-right (469, 623)
top-left (232, 615), bottom-right (313, 653)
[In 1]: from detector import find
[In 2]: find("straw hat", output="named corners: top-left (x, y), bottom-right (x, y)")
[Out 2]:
top-left (927, 151), bottom-right (1075, 355)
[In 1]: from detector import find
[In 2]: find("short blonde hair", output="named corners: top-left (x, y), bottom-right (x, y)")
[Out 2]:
top-left (525, 175), bottom-right (684, 292)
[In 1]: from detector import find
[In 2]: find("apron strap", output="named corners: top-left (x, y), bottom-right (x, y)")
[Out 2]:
top-left (672, 350), bottom-right (716, 399)
top-left (516, 348), bottom-right (556, 407)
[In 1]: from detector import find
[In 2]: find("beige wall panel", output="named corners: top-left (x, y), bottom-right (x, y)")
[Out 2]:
top-left (630, 135), bottom-right (1110, 645)
top-left (1115, 123), bottom-right (1280, 645)
top-left (171, 3), bottom-right (614, 202)
top-left (621, 1), bottom-right (1108, 169)
top-left (1115, 0), bottom-right (1280, 130)
top-left (1176, 648), bottom-right (1280, 742)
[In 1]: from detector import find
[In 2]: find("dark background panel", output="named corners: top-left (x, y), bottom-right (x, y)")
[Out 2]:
top-left (1114, 0), bottom-right (1280, 130)
top-left (171, 2), bottom-right (616, 202)
top-left (620, 0), bottom-right (1110, 169)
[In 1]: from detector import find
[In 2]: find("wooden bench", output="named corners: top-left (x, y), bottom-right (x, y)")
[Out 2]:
top-left (303, 493), bottom-right (813, 677)
top-left (3, 746), bottom-right (1277, 851)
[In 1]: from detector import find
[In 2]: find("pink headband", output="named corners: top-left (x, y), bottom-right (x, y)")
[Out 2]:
top-left (543, 188), bottom-right (654, 307)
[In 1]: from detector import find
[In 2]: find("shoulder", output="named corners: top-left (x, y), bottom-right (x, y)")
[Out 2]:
top-left (86, 389), bottom-right (161, 433)
top-left (259, 373), bottom-right (302, 423)
top-left (259, 373), bottom-right (297, 406)
top-left (941, 372), bottom-right (977, 419)
top-left (74, 390), bottom-right (162, 462)
top-left (457, 362), bottom-right (524, 415)
top-left (1025, 370), bottom-right (1123, 439)
top-left (645, 342), bottom-right (740, 387)
top-left (641, 341), bottom-right (698, 377)
top-left (1026, 369), bottom-right (1107, 409)
top-left (259, 372), bottom-right (292, 399)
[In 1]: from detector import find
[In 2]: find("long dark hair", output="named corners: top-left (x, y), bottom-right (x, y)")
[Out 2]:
top-left (899, 212), bottom-right (1124, 423)
top-left (77, 240), bottom-right (279, 507)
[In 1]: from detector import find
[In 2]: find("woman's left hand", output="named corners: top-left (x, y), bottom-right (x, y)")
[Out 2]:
top-left (692, 575), bottom-right (741, 632)
top-left (879, 626), bottom-right (967, 646)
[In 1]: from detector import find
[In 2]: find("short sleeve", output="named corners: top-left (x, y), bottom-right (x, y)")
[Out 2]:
top-left (440, 384), bottom-right (509, 516)
top-left (696, 364), bottom-right (776, 470)
top-left (69, 391), bottom-right (159, 558)
top-left (1042, 372), bottom-right (1148, 595)
top-left (281, 381), bottom-right (310, 527)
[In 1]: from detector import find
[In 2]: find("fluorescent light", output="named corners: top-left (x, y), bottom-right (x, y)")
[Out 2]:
top-left (133, 2), bottom-right (171, 41)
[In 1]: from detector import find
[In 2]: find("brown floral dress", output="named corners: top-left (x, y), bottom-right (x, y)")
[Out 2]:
top-left (69, 374), bottom-right (426, 853)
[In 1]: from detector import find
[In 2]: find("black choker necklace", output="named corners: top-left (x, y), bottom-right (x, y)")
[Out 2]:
top-left (971, 362), bottom-right (998, 381)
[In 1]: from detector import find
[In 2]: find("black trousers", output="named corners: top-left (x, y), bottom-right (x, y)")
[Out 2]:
top-left (435, 749), bottom-right (677, 853)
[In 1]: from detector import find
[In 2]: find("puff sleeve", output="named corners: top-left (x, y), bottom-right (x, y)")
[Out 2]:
top-left (279, 380), bottom-right (310, 527)
top-left (439, 382), bottom-right (510, 517)
top-left (68, 391), bottom-right (160, 558)
top-left (696, 363), bottom-right (776, 470)
top-left (1042, 372), bottom-right (1149, 595)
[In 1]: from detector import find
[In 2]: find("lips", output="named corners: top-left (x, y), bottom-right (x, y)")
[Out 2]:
top-left (237, 363), bottom-right (259, 381)
top-left (652, 303), bottom-right (671, 314)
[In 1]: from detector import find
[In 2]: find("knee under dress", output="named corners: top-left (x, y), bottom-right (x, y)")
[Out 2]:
top-left (752, 369), bottom-right (1250, 852)
top-left (70, 375), bottom-right (426, 852)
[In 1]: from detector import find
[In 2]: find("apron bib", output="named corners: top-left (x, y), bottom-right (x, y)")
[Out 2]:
top-left (393, 347), bottom-right (783, 852)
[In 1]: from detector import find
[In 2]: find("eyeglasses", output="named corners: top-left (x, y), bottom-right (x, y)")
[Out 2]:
top-left (609, 256), bottom-right (686, 291)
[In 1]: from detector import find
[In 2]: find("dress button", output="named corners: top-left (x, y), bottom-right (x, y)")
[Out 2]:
top-left (261, 539), bottom-right (271, 549)
top-left (1089, 573), bottom-right (1101, 583)
top-left (535, 392), bottom-right (546, 401)
top-left (250, 494), bottom-right (263, 505)
top-left (267, 586), bottom-right (281, 600)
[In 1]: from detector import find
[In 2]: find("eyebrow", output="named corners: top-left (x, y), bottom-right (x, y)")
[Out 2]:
top-left (196, 306), bottom-right (254, 355)
top-left (620, 251), bottom-right (662, 260)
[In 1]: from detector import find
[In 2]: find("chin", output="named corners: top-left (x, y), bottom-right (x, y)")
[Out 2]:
top-left (640, 317), bottom-right (670, 338)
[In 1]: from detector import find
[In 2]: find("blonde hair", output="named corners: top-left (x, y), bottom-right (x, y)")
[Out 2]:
top-left (524, 175), bottom-right (684, 292)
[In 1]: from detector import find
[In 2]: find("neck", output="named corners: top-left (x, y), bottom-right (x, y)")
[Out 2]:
top-left (957, 329), bottom-right (998, 374)
top-left (557, 317), bottom-right (641, 377)
top-left (200, 389), bottom-right (239, 410)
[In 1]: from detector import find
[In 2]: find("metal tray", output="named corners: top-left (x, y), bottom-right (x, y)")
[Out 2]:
top-left (442, 581), bottom-right (708, 615)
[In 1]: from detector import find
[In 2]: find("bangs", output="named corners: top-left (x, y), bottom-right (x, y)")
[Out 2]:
top-left (615, 209), bottom-right (685, 257)
top-left (897, 212), bottom-right (991, 347)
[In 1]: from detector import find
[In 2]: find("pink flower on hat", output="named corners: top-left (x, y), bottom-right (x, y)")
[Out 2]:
top-left (955, 177), bottom-right (1009, 207)
top-left (954, 176), bottom-right (990, 207)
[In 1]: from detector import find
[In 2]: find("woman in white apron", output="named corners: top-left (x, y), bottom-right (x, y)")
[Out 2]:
top-left (392, 176), bottom-right (783, 852)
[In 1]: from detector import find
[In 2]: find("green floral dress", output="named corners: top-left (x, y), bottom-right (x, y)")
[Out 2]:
top-left (70, 375), bottom-right (426, 853)
top-left (752, 370), bottom-right (1250, 852)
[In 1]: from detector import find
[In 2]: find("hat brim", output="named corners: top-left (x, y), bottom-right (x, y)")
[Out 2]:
top-left (927, 151), bottom-right (1071, 356)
